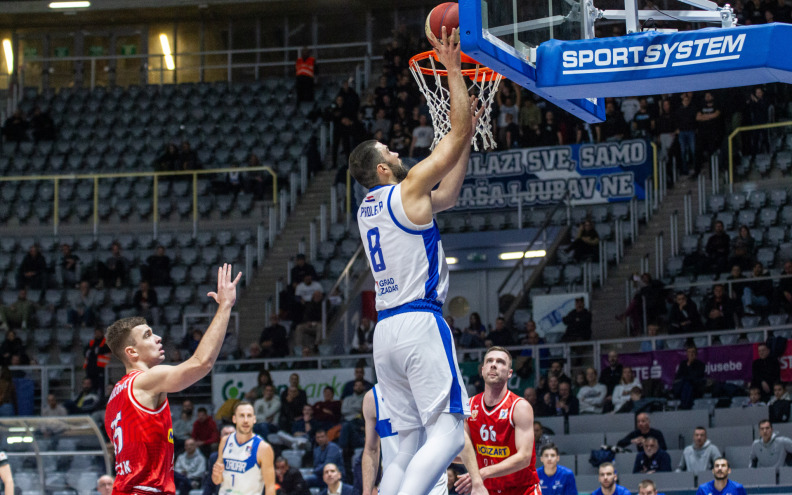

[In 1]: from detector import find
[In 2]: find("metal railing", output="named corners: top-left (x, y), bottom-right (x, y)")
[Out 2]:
top-left (728, 120), bottom-right (792, 192)
top-left (0, 165), bottom-right (277, 237)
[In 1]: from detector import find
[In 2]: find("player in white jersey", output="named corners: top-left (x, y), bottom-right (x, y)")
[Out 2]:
top-left (212, 401), bottom-right (276, 495)
top-left (349, 26), bottom-right (485, 495)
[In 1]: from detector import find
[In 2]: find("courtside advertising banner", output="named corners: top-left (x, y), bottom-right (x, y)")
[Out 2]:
top-left (537, 23), bottom-right (792, 98)
top-left (212, 368), bottom-right (371, 412)
top-left (456, 140), bottom-right (652, 210)
top-left (603, 344), bottom-right (754, 387)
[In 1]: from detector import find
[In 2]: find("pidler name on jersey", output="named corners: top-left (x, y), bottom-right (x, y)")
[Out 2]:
top-left (360, 198), bottom-right (384, 218)
top-left (476, 444), bottom-right (511, 458)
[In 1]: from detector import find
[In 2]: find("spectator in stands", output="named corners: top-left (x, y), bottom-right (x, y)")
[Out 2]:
top-left (144, 246), bottom-right (172, 286)
top-left (295, 273), bottom-right (323, 306)
top-left (410, 114), bottom-right (434, 159)
top-left (537, 443), bottom-right (577, 495)
top-left (41, 393), bottom-right (67, 433)
top-left (0, 366), bottom-right (15, 417)
top-left (669, 292), bottom-right (703, 334)
top-left (704, 284), bottom-right (737, 331)
top-left (192, 407), bottom-right (220, 457)
top-left (0, 289), bottom-right (36, 331)
top-left (592, 462), bottom-right (631, 495)
top-left (747, 87), bottom-right (770, 155)
top-left (673, 345), bottom-right (707, 410)
top-left (313, 386), bottom-right (341, 430)
top-left (536, 111), bottom-right (563, 146)
top-left (611, 366), bottom-right (643, 412)
top-left (696, 458), bottom-right (745, 495)
top-left (65, 377), bottom-right (101, 415)
top-left (534, 421), bottom-right (554, 454)
top-left (306, 430), bottom-right (344, 488)
top-left (66, 280), bottom-right (99, 327)
top-left (388, 122), bottom-right (410, 157)
top-left (133, 280), bottom-right (160, 326)
top-left (678, 426), bottom-right (722, 472)
top-left (615, 386), bottom-right (649, 414)
top-left (705, 221), bottom-right (731, 274)
top-left (525, 388), bottom-right (546, 417)
top-left (771, 0), bottom-right (792, 22)
top-left (729, 226), bottom-right (756, 271)
top-left (330, 95), bottom-right (356, 168)
top-left (632, 98), bottom-right (655, 138)
top-left (778, 260), bottom-right (792, 316)
top-left (341, 367), bottom-right (372, 399)
top-left (640, 323), bottom-right (665, 352)
top-left (259, 314), bottom-right (289, 358)
top-left (175, 438), bottom-right (206, 495)
top-left (280, 373), bottom-right (308, 422)
top-left (566, 221), bottom-right (600, 263)
top-left (750, 419), bottom-right (792, 467)
top-left (502, 113), bottom-right (521, 149)
top-left (752, 343), bottom-right (780, 401)
top-left (295, 47), bottom-right (315, 102)
top-left (16, 244), bottom-right (48, 291)
top-left (339, 379), bottom-right (366, 455)
top-left (461, 312), bottom-right (487, 348)
top-left (617, 412), bottom-right (668, 452)
top-left (633, 436), bottom-right (672, 474)
top-left (657, 99), bottom-right (677, 166)
top-left (743, 262), bottom-right (773, 316)
top-left (597, 101), bottom-right (628, 142)
top-left (617, 273), bottom-right (667, 336)
top-left (320, 463), bottom-right (352, 495)
top-left (97, 475), bottom-right (114, 495)
top-left (291, 254), bottom-right (318, 286)
top-left (486, 317), bottom-right (515, 346)
top-left (275, 456), bottom-right (311, 495)
top-left (695, 92), bottom-right (723, 164)
top-left (350, 317), bottom-right (375, 354)
top-left (578, 367), bottom-right (608, 414)
top-left (767, 382), bottom-right (791, 423)
top-left (172, 400), bottom-right (194, 452)
top-left (555, 381), bottom-right (579, 417)
top-left (83, 327), bottom-right (110, 385)
top-left (675, 93), bottom-right (697, 175)
top-left (600, 350), bottom-right (625, 397)
top-left (29, 106), bottom-right (55, 142)
top-left (561, 297), bottom-right (592, 342)
top-left (727, 264), bottom-right (749, 308)
top-left (155, 143), bottom-right (180, 172)
top-left (58, 243), bottom-right (80, 288)
top-left (2, 109), bottom-right (28, 147)
top-left (244, 370), bottom-right (273, 402)
top-left (178, 140), bottom-right (199, 172)
top-left (0, 330), bottom-right (28, 366)
top-left (540, 375), bottom-right (561, 414)
top-left (99, 241), bottom-right (130, 288)
top-left (253, 384), bottom-right (281, 438)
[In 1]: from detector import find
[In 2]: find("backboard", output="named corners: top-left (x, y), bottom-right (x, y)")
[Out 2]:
top-left (459, 0), bottom-right (606, 123)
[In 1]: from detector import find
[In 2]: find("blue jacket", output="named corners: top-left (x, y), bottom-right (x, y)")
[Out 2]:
top-left (313, 441), bottom-right (345, 479)
top-left (319, 482), bottom-right (358, 495)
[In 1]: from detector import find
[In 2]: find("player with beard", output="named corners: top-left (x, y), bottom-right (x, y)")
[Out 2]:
top-left (592, 463), bottom-right (631, 495)
top-left (456, 346), bottom-right (539, 495)
top-left (104, 264), bottom-right (241, 495)
top-left (695, 458), bottom-right (746, 495)
top-left (213, 401), bottom-right (276, 495)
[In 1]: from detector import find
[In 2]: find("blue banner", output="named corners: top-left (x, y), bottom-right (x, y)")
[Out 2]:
top-left (536, 23), bottom-right (792, 99)
top-left (455, 139), bottom-right (654, 210)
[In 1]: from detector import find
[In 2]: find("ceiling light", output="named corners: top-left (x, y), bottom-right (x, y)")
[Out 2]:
top-left (499, 250), bottom-right (547, 260)
top-left (159, 34), bottom-right (175, 71)
top-left (2, 40), bottom-right (12, 75)
top-left (49, 1), bottom-right (90, 8)
top-left (446, 257), bottom-right (458, 265)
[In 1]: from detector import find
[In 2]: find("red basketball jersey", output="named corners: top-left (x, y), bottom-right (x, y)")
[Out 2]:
top-left (467, 391), bottom-right (539, 494)
top-left (105, 370), bottom-right (175, 495)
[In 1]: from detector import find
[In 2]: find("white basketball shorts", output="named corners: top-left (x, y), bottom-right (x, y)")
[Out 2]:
top-left (373, 300), bottom-right (470, 431)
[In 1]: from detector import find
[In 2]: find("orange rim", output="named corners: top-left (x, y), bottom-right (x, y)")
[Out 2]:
top-left (409, 51), bottom-right (501, 82)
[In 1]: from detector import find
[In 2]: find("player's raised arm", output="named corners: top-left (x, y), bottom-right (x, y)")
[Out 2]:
top-left (401, 26), bottom-right (472, 202)
top-left (480, 400), bottom-right (534, 479)
top-left (258, 441), bottom-right (277, 495)
top-left (137, 263), bottom-right (241, 394)
top-left (361, 390), bottom-right (381, 495)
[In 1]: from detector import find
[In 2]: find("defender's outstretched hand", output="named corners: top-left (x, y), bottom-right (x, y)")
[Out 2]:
top-left (207, 263), bottom-right (242, 307)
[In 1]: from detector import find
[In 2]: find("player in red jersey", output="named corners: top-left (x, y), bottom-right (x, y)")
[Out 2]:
top-left (104, 263), bottom-right (241, 495)
top-left (456, 346), bottom-right (539, 495)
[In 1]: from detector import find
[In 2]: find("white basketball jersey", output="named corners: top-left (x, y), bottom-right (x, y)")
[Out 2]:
top-left (356, 183), bottom-right (449, 311)
top-left (373, 384), bottom-right (448, 495)
top-left (220, 433), bottom-right (264, 495)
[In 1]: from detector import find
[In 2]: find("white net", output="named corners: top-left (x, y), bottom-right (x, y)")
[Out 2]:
top-left (409, 53), bottom-right (502, 152)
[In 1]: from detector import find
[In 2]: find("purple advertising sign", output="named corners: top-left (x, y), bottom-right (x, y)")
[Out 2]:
top-left (601, 344), bottom-right (754, 387)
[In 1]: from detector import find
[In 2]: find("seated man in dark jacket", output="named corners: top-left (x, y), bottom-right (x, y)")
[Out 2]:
top-left (275, 456), bottom-right (311, 495)
top-left (703, 284), bottom-right (737, 331)
top-left (743, 262), bottom-right (774, 316)
top-left (673, 346), bottom-right (707, 410)
top-left (633, 436), bottom-right (672, 473)
top-left (669, 292), bottom-right (703, 334)
top-left (617, 412), bottom-right (668, 452)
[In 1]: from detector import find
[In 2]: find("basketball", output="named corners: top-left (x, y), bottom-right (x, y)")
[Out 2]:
top-left (425, 2), bottom-right (460, 43)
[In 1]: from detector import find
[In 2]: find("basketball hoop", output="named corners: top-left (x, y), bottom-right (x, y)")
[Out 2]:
top-left (409, 50), bottom-right (503, 152)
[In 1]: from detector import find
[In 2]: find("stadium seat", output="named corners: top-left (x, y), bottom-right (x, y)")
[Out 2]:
top-left (730, 467), bottom-right (777, 486)
top-left (552, 433), bottom-right (605, 455)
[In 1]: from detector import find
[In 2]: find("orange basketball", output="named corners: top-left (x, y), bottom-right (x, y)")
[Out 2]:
top-left (425, 2), bottom-right (460, 43)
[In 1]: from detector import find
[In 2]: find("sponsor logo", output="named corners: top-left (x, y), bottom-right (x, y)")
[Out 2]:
top-left (499, 410), bottom-right (508, 419)
top-left (471, 409), bottom-right (479, 420)
top-left (561, 33), bottom-right (746, 74)
top-left (476, 444), bottom-right (510, 458)
top-left (225, 459), bottom-right (248, 473)
top-left (168, 428), bottom-right (174, 444)
top-left (116, 460), bottom-right (132, 475)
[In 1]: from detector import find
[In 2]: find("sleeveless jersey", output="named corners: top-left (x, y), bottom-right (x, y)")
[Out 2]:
top-left (220, 433), bottom-right (264, 495)
top-left (373, 384), bottom-right (448, 495)
top-left (105, 370), bottom-right (175, 495)
top-left (356, 183), bottom-right (449, 311)
top-left (467, 392), bottom-right (539, 494)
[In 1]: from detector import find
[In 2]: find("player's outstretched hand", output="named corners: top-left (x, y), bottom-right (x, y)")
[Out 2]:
top-left (212, 460), bottom-right (224, 479)
top-left (207, 263), bottom-right (242, 307)
top-left (455, 473), bottom-right (472, 495)
top-left (428, 26), bottom-right (461, 72)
